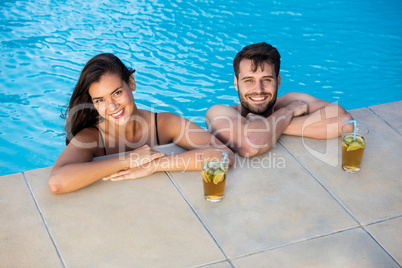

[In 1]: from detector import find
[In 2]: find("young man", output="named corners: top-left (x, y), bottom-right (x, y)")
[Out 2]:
top-left (206, 42), bottom-right (353, 157)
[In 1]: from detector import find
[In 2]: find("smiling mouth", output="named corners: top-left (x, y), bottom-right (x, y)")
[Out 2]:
top-left (111, 108), bottom-right (124, 119)
top-left (248, 95), bottom-right (269, 102)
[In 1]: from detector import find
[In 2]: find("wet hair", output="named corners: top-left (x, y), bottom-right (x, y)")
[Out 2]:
top-left (233, 42), bottom-right (280, 79)
top-left (63, 53), bottom-right (135, 144)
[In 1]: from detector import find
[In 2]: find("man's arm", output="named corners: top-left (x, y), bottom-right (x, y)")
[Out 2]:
top-left (205, 102), bottom-right (307, 157)
top-left (276, 92), bottom-right (353, 139)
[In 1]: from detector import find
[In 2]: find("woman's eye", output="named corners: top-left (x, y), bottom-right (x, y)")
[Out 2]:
top-left (95, 99), bottom-right (104, 104)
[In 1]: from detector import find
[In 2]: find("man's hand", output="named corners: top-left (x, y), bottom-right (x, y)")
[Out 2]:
top-left (278, 92), bottom-right (353, 139)
top-left (285, 100), bottom-right (309, 117)
top-left (246, 112), bottom-right (263, 122)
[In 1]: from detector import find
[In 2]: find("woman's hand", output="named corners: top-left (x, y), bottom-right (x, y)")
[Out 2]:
top-left (102, 145), bottom-right (165, 181)
top-left (127, 145), bottom-right (165, 169)
top-left (103, 162), bottom-right (157, 181)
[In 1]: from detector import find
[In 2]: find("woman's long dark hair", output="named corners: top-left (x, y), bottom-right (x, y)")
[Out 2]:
top-left (63, 53), bottom-right (135, 144)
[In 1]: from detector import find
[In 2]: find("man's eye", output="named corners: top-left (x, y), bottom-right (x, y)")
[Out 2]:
top-left (114, 90), bottom-right (122, 96)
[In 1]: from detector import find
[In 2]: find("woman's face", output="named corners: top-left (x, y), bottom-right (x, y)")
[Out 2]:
top-left (88, 73), bottom-right (136, 125)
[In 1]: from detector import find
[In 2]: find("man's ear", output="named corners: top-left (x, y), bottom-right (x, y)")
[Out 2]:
top-left (277, 73), bottom-right (281, 89)
top-left (234, 75), bottom-right (238, 91)
top-left (129, 74), bottom-right (136, 92)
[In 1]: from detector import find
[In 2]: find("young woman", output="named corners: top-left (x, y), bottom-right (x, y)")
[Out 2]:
top-left (49, 53), bottom-right (234, 194)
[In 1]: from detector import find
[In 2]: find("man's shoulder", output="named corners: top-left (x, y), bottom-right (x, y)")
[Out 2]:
top-left (206, 104), bottom-right (241, 119)
top-left (275, 92), bottom-right (317, 107)
top-left (278, 92), bottom-right (314, 100)
top-left (207, 104), bottom-right (240, 114)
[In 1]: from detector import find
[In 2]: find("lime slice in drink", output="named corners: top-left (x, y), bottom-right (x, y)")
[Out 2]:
top-left (342, 141), bottom-right (348, 148)
top-left (343, 135), bottom-right (354, 144)
top-left (347, 141), bottom-right (364, 151)
top-left (355, 136), bottom-right (365, 144)
top-left (212, 173), bottom-right (225, 185)
top-left (343, 134), bottom-right (365, 151)
top-left (202, 172), bottom-right (210, 183)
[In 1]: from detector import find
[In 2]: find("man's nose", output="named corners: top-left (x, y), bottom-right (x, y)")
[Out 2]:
top-left (253, 81), bottom-right (264, 93)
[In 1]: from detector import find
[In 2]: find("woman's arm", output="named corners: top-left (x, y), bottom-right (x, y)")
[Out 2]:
top-left (49, 128), bottom-right (164, 194)
top-left (158, 112), bottom-right (235, 170)
top-left (103, 113), bottom-right (235, 181)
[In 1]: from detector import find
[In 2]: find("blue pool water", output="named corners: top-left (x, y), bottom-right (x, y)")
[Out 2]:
top-left (1, 0), bottom-right (401, 176)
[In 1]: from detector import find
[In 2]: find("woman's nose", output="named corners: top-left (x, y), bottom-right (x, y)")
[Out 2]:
top-left (107, 101), bottom-right (119, 112)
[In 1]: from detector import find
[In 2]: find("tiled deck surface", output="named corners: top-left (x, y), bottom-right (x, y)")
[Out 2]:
top-left (1, 101), bottom-right (401, 267)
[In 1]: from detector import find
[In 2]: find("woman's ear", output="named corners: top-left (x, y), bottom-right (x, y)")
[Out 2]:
top-left (129, 74), bottom-right (136, 92)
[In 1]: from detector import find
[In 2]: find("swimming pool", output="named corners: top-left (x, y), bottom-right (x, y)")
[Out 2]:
top-left (1, 0), bottom-right (401, 176)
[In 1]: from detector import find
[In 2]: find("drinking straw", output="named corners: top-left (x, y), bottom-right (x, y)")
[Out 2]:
top-left (220, 152), bottom-right (228, 169)
top-left (343, 120), bottom-right (356, 139)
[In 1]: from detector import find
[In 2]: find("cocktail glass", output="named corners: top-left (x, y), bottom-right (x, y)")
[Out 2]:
top-left (341, 122), bottom-right (368, 173)
top-left (200, 149), bottom-right (229, 202)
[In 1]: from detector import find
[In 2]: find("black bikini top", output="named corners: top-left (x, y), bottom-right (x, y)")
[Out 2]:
top-left (93, 112), bottom-right (160, 156)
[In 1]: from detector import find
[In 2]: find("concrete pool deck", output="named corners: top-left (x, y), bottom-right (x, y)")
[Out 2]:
top-left (1, 101), bottom-right (401, 267)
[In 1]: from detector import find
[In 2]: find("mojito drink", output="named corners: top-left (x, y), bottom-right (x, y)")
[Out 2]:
top-left (202, 161), bottom-right (227, 202)
top-left (342, 134), bottom-right (366, 173)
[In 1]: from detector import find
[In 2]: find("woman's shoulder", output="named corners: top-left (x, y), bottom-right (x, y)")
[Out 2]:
top-left (138, 110), bottom-right (187, 132)
top-left (156, 112), bottom-right (184, 125)
top-left (72, 126), bottom-right (101, 143)
top-left (154, 112), bottom-right (189, 137)
top-left (64, 126), bottom-right (104, 156)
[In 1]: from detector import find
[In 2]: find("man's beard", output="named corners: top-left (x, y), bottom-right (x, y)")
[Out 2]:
top-left (238, 89), bottom-right (277, 116)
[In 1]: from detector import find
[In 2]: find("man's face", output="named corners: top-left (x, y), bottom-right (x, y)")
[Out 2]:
top-left (235, 59), bottom-right (280, 116)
